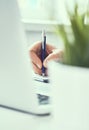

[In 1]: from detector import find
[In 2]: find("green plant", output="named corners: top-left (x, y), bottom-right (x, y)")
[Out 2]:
top-left (56, 4), bottom-right (89, 67)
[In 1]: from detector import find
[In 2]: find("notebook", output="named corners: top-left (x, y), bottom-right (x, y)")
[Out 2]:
top-left (0, 0), bottom-right (51, 115)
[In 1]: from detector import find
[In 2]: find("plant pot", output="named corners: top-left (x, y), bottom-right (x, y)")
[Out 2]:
top-left (49, 61), bottom-right (89, 130)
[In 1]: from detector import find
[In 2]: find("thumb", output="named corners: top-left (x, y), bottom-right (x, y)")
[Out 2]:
top-left (43, 49), bottom-right (63, 67)
top-left (43, 53), bottom-right (58, 68)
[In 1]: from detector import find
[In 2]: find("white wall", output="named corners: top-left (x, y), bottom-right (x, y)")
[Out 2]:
top-left (23, 22), bottom-right (64, 50)
top-left (19, 0), bottom-right (89, 49)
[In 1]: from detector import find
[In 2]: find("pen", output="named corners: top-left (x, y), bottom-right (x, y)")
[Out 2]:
top-left (41, 30), bottom-right (46, 76)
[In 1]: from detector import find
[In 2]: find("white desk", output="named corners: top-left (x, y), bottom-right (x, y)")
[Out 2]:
top-left (0, 107), bottom-right (55, 130)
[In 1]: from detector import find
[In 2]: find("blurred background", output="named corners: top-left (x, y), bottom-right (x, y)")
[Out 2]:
top-left (17, 0), bottom-right (88, 49)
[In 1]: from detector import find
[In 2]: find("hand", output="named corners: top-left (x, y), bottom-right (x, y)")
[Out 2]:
top-left (29, 41), bottom-right (63, 75)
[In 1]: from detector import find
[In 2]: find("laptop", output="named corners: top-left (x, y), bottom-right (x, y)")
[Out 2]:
top-left (0, 0), bottom-right (51, 115)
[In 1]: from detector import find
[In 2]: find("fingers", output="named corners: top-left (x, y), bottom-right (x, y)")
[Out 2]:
top-left (29, 41), bottom-right (41, 53)
top-left (29, 50), bottom-right (42, 69)
top-left (43, 50), bottom-right (63, 67)
top-left (32, 62), bottom-right (42, 75)
top-left (29, 41), bottom-right (63, 75)
top-left (29, 41), bottom-right (42, 75)
top-left (46, 44), bottom-right (57, 55)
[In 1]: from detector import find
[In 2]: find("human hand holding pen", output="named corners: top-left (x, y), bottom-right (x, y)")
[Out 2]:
top-left (29, 41), bottom-right (63, 75)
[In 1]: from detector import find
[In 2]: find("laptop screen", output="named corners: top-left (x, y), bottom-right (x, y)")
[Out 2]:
top-left (0, 0), bottom-right (51, 115)
top-left (0, 0), bottom-right (42, 114)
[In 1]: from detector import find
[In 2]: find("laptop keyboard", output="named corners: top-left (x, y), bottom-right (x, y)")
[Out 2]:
top-left (33, 74), bottom-right (50, 105)
top-left (37, 94), bottom-right (50, 105)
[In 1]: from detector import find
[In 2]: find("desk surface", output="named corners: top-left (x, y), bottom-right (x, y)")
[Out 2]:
top-left (0, 107), bottom-right (55, 130)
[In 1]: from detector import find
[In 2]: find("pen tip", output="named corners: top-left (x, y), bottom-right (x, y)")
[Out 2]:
top-left (42, 73), bottom-right (45, 77)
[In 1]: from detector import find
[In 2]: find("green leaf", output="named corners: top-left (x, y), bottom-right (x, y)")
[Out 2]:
top-left (56, 3), bottom-right (89, 67)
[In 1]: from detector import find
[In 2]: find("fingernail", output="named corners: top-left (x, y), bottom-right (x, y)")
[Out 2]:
top-left (43, 60), bottom-right (47, 68)
top-left (37, 64), bottom-right (41, 69)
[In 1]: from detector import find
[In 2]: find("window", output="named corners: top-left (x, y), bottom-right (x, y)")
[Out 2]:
top-left (17, 0), bottom-right (88, 25)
